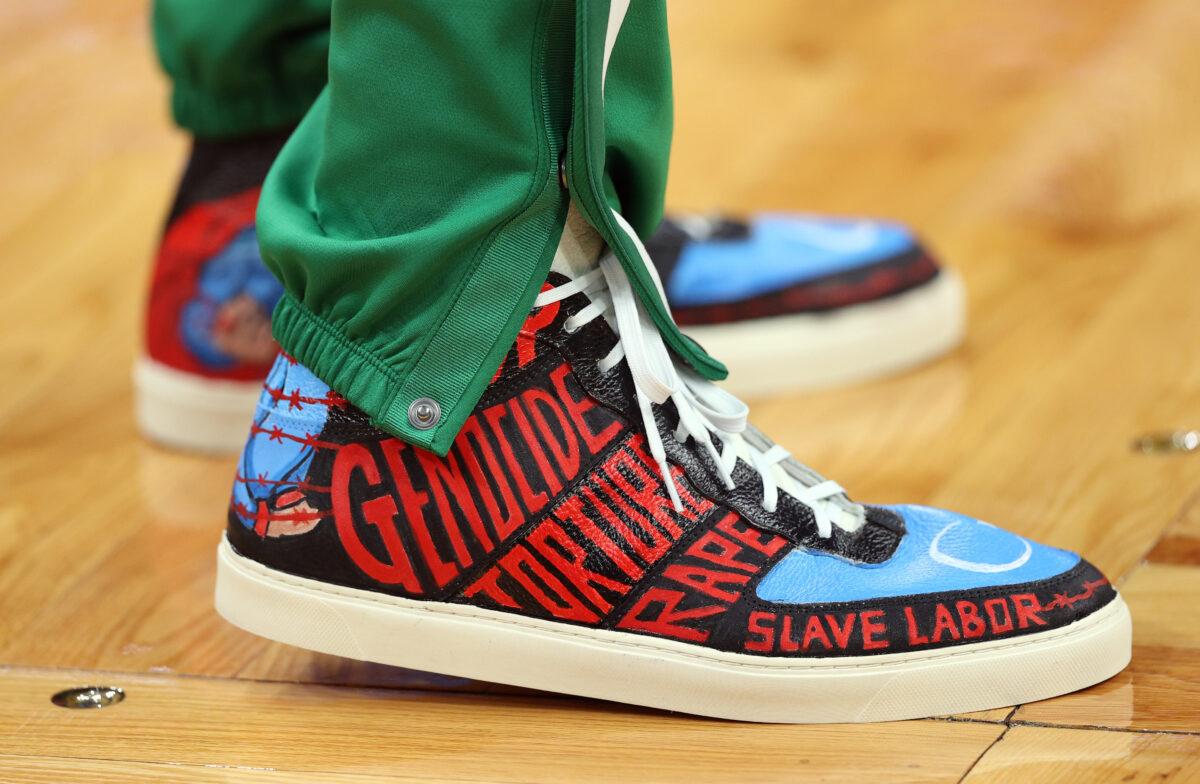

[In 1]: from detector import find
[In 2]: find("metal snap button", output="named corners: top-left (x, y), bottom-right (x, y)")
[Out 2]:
top-left (408, 397), bottom-right (441, 430)
top-left (51, 686), bottom-right (125, 709)
top-left (1132, 430), bottom-right (1199, 454)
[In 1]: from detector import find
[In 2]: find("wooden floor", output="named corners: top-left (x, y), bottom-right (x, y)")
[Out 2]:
top-left (2, 1), bottom-right (1199, 781)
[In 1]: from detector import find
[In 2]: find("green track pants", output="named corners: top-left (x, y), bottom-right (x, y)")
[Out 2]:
top-left (153, 0), bottom-right (724, 453)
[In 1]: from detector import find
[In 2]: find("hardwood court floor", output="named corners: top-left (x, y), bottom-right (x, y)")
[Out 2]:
top-left (1, 1), bottom-right (1198, 781)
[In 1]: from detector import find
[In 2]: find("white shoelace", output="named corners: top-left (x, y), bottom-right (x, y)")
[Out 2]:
top-left (534, 210), bottom-right (861, 540)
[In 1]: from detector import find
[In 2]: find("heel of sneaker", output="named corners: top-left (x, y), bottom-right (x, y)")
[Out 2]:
top-left (134, 357), bottom-right (261, 454)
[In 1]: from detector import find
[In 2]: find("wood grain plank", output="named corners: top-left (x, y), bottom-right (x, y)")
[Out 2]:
top-left (0, 668), bottom-right (1002, 784)
top-left (0, 755), bottom-right (412, 784)
top-left (963, 726), bottom-right (1200, 783)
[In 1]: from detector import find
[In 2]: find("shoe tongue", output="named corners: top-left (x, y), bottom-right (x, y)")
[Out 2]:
top-left (550, 202), bottom-right (605, 280)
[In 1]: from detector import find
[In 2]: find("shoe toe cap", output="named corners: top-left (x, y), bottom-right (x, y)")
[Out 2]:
top-left (750, 505), bottom-right (1117, 654)
top-left (757, 504), bottom-right (1110, 610)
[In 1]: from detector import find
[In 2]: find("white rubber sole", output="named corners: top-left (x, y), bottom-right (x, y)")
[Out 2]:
top-left (684, 269), bottom-right (967, 399)
top-left (216, 537), bottom-right (1131, 723)
top-left (134, 357), bottom-right (260, 454)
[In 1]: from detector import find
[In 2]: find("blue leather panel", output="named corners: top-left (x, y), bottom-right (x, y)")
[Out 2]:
top-left (756, 505), bottom-right (1081, 604)
top-left (667, 214), bottom-right (917, 307)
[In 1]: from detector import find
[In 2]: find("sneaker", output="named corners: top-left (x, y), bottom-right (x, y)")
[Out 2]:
top-left (214, 211), bottom-right (1129, 722)
top-left (646, 213), bottom-right (966, 397)
top-left (136, 135), bottom-right (287, 452)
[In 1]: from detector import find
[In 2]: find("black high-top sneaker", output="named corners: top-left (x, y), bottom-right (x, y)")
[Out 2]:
top-left (645, 212), bottom-right (965, 397)
top-left (137, 133), bottom-right (289, 452)
top-left (215, 209), bottom-right (1129, 723)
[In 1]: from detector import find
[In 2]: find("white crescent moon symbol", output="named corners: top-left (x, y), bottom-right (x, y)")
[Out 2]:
top-left (929, 521), bottom-right (1032, 573)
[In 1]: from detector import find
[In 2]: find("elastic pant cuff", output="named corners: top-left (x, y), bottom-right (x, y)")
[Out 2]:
top-left (271, 294), bottom-right (400, 434)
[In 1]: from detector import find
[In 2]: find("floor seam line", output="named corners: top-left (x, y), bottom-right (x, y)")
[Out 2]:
top-left (1008, 718), bottom-right (1200, 737)
top-left (956, 721), bottom-right (1010, 783)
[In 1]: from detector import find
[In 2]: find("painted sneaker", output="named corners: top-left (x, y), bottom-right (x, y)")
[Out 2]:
top-left (136, 135), bottom-right (287, 452)
top-left (214, 212), bottom-right (1129, 723)
top-left (646, 213), bottom-right (967, 397)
